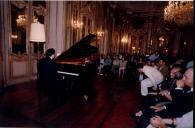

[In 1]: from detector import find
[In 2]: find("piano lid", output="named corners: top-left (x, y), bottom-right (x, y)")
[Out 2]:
top-left (55, 33), bottom-right (98, 61)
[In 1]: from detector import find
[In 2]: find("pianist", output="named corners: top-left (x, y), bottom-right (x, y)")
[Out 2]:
top-left (37, 48), bottom-right (58, 110)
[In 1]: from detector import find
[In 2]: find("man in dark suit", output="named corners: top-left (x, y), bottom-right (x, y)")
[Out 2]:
top-left (142, 68), bottom-right (193, 128)
top-left (37, 48), bottom-right (58, 112)
top-left (135, 68), bottom-right (193, 128)
top-left (149, 68), bottom-right (193, 118)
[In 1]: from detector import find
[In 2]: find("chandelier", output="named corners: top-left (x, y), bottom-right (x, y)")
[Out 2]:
top-left (16, 15), bottom-right (39, 29)
top-left (164, 1), bottom-right (193, 27)
top-left (16, 15), bottom-right (26, 28)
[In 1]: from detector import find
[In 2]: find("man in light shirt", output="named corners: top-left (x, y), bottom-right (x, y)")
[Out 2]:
top-left (137, 63), bottom-right (163, 96)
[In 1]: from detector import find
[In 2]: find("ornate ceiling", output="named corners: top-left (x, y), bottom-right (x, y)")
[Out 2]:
top-left (107, 1), bottom-right (167, 17)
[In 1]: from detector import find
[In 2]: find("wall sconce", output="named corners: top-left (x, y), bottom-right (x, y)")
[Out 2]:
top-left (121, 35), bottom-right (128, 43)
top-left (159, 36), bottom-right (164, 41)
top-left (11, 34), bottom-right (19, 44)
top-left (150, 40), bottom-right (153, 45)
top-left (159, 36), bottom-right (165, 47)
top-left (132, 46), bottom-right (136, 53)
top-left (71, 19), bottom-right (83, 29)
top-left (11, 34), bottom-right (18, 39)
top-left (97, 25), bottom-right (104, 39)
top-left (97, 30), bottom-right (104, 38)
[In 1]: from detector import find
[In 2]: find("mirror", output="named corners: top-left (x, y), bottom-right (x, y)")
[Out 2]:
top-left (11, 2), bottom-right (27, 54)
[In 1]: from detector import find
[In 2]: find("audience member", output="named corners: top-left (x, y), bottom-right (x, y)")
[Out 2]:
top-left (103, 55), bottom-right (112, 76)
top-left (97, 54), bottom-right (105, 75)
top-left (157, 58), bottom-right (169, 81)
top-left (148, 51), bottom-right (159, 62)
top-left (135, 68), bottom-right (193, 128)
top-left (119, 57), bottom-right (127, 79)
top-left (111, 55), bottom-right (120, 76)
top-left (137, 63), bottom-right (163, 96)
top-left (148, 111), bottom-right (193, 128)
top-left (186, 60), bottom-right (193, 68)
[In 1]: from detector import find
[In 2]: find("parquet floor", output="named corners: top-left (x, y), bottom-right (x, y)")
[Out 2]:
top-left (0, 76), bottom-right (141, 128)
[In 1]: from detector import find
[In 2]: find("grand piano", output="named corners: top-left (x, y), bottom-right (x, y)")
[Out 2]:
top-left (55, 33), bottom-right (98, 101)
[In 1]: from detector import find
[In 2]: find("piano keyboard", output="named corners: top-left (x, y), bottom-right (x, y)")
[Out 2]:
top-left (57, 71), bottom-right (79, 76)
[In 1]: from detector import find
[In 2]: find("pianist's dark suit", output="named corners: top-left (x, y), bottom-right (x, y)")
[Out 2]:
top-left (37, 56), bottom-right (58, 107)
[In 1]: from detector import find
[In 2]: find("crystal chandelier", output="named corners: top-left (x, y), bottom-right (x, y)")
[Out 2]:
top-left (164, 1), bottom-right (193, 27)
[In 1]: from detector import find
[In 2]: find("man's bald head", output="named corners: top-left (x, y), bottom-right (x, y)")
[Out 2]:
top-left (183, 68), bottom-right (193, 87)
